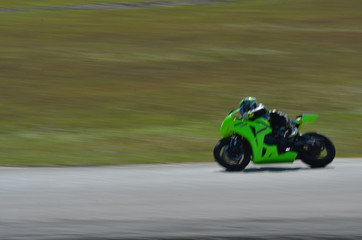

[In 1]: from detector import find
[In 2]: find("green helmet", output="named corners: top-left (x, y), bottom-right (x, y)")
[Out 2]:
top-left (239, 97), bottom-right (258, 115)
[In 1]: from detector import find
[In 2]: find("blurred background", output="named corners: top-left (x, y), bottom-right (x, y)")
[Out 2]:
top-left (0, 0), bottom-right (361, 165)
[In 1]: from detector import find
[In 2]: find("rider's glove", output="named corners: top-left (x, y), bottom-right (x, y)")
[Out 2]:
top-left (243, 112), bottom-right (254, 120)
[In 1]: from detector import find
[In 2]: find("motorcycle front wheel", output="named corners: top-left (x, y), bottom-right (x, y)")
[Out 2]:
top-left (213, 137), bottom-right (251, 171)
top-left (299, 133), bottom-right (336, 168)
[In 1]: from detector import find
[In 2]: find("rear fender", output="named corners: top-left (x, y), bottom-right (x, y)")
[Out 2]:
top-left (295, 114), bottom-right (318, 131)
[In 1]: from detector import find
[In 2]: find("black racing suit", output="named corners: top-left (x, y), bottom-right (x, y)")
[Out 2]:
top-left (243, 104), bottom-right (291, 132)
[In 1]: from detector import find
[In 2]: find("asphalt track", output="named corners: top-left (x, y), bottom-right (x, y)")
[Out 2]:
top-left (1, 158), bottom-right (362, 240)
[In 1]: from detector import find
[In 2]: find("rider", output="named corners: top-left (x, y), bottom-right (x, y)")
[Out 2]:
top-left (239, 97), bottom-right (298, 151)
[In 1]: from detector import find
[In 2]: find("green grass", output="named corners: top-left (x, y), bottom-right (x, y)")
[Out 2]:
top-left (0, 0), bottom-right (361, 165)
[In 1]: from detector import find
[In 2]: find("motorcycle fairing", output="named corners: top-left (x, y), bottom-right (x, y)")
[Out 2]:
top-left (220, 109), bottom-right (297, 163)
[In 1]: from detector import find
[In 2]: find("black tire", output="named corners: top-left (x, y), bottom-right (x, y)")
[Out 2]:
top-left (299, 133), bottom-right (336, 168)
top-left (213, 137), bottom-right (251, 171)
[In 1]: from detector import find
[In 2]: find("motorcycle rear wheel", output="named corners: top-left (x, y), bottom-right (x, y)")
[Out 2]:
top-left (299, 133), bottom-right (336, 168)
top-left (213, 137), bottom-right (251, 171)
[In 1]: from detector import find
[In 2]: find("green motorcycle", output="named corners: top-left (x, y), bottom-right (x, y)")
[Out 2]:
top-left (213, 108), bottom-right (336, 171)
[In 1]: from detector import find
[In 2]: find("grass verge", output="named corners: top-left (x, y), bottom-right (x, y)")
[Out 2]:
top-left (0, 0), bottom-right (361, 165)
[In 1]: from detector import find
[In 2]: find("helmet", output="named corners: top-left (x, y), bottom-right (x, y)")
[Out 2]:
top-left (239, 97), bottom-right (258, 115)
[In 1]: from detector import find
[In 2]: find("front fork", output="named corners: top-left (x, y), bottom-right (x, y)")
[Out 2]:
top-left (229, 135), bottom-right (244, 155)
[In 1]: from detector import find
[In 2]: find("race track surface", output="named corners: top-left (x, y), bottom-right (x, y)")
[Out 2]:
top-left (1, 158), bottom-right (362, 239)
